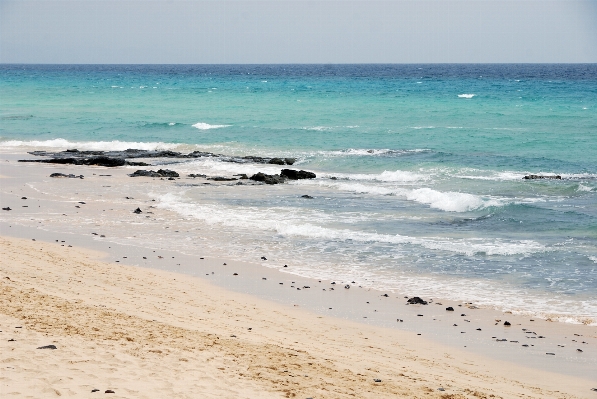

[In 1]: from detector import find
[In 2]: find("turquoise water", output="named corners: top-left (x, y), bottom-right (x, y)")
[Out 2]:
top-left (1, 64), bottom-right (596, 321)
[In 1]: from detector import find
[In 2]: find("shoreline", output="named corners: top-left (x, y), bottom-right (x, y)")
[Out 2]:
top-left (1, 235), bottom-right (595, 398)
top-left (0, 150), bottom-right (596, 393)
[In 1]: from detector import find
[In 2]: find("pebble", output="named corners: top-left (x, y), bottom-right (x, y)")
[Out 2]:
top-left (373, 379), bottom-right (382, 383)
top-left (37, 344), bottom-right (57, 350)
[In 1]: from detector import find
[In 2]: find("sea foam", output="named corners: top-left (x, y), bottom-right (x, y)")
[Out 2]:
top-left (192, 122), bottom-right (231, 130)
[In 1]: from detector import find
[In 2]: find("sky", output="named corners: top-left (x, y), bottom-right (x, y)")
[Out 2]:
top-left (1, 0), bottom-right (596, 64)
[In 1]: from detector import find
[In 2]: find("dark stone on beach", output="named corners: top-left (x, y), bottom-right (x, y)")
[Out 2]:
top-left (344, 284), bottom-right (350, 289)
top-left (22, 156), bottom-right (126, 167)
top-left (406, 297), bottom-right (428, 305)
top-left (268, 157), bottom-right (286, 165)
top-left (105, 390), bottom-right (115, 394)
top-left (249, 172), bottom-right (286, 185)
top-left (233, 174), bottom-right (249, 179)
top-left (374, 379), bottom-right (382, 383)
top-left (446, 307), bottom-right (454, 311)
top-left (280, 169), bottom-right (316, 180)
top-left (126, 161), bottom-right (150, 166)
top-left (2, 207), bottom-right (11, 211)
top-left (49, 173), bottom-right (84, 179)
top-left (37, 344), bottom-right (57, 349)
top-left (301, 195), bottom-right (314, 199)
top-left (21, 197), bottom-right (27, 199)
top-left (523, 174), bottom-right (562, 180)
top-left (504, 321), bottom-right (511, 326)
top-left (546, 353), bottom-right (555, 355)
top-left (208, 176), bottom-right (237, 181)
top-left (188, 173), bottom-right (207, 178)
top-left (168, 177), bottom-right (175, 180)
top-left (133, 207), bottom-right (142, 214)
top-left (382, 294), bottom-right (389, 297)
top-left (129, 169), bottom-right (179, 178)
top-left (91, 389), bottom-right (100, 392)
top-left (233, 273), bottom-right (238, 276)
top-left (261, 256), bottom-right (267, 260)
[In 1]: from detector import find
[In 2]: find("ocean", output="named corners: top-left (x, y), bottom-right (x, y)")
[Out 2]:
top-left (1, 64), bottom-right (596, 323)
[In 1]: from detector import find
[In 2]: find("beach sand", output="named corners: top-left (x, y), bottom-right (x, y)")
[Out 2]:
top-left (1, 152), bottom-right (596, 398)
top-left (0, 235), bottom-right (595, 398)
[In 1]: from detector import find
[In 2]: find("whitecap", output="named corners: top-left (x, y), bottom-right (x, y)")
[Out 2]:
top-left (0, 138), bottom-right (179, 152)
top-left (192, 122), bottom-right (231, 130)
top-left (458, 94), bottom-right (475, 98)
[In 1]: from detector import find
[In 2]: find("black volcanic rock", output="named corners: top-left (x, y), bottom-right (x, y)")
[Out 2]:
top-left (406, 297), bottom-right (428, 305)
top-left (280, 169), bottom-right (316, 180)
top-left (249, 172), bottom-right (286, 185)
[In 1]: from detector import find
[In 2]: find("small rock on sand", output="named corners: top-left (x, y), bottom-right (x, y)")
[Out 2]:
top-left (37, 344), bottom-right (58, 349)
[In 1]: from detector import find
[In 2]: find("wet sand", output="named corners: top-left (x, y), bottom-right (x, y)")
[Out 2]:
top-left (1, 152), bottom-right (596, 398)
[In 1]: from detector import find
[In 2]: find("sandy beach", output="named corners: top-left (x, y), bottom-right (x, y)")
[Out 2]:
top-left (1, 152), bottom-right (596, 398)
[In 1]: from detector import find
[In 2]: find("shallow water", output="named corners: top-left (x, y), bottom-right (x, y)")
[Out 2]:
top-left (1, 64), bottom-right (596, 322)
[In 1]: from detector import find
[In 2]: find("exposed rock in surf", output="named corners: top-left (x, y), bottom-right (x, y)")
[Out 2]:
top-left (406, 297), bottom-right (428, 305)
top-left (523, 174), bottom-right (562, 180)
top-left (268, 158), bottom-right (286, 165)
top-left (301, 195), bottom-right (314, 199)
top-left (188, 173), bottom-right (207, 178)
top-left (280, 169), bottom-right (316, 180)
top-left (129, 169), bottom-right (179, 178)
top-left (234, 174), bottom-right (249, 179)
top-left (208, 176), bottom-right (237, 181)
top-left (249, 172), bottom-right (286, 185)
top-left (21, 156), bottom-right (126, 167)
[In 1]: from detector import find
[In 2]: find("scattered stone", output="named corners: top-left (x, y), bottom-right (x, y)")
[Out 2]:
top-left (381, 293), bottom-right (389, 297)
top-left (504, 321), bottom-right (511, 326)
top-left (188, 173), bottom-right (207, 178)
top-left (233, 273), bottom-right (238, 276)
top-left (91, 389), bottom-right (100, 392)
top-left (261, 256), bottom-right (267, 260)
top-left (546, 353), bottom-right (555, 355)
top-left (8, 339), bottom-right (15, 342)
top-left (344, 284), bottom-right (350, 289)
top-left (577, 349), bottom-right (583, 352)
top-left (406, 297), bottom-right (428, 305)
top-left (2, 207), bottom-right (11, 211)
top-left (280, 169), bottom-right (316, 180)
top-left (373, 379), bottom-right (382, 383)
top-left (37, 344), bottom-right (57, 349)
top-left (21, 197), bottom-right (27, 199)
top-left (301, 195), bottom-right (314, 199)
top-left (233, 174), bottom-right (248, 179)
top-left (133, 207), bottom-right (142, 214)
top-left (105, 390), bottom-right (115, 394)
top-left (438, 388), bottom-right (445, 391)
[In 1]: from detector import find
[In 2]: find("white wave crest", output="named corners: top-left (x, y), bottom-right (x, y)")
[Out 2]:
top-left (458, 94), bottom-right (475, 98)
top-left (313, 180), bottom-right (503, 212)
top-left (155, 192), bottom-right (546, 257)
top-left (192, 122), bottom-right (231, 130)
top-left (0, 138), bottom-right (179, 152)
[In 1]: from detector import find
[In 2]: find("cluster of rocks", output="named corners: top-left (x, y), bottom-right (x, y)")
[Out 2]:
top-left (249, 169), bottom-right (316, 185)
top-left (23, 148), bottom-right (296, 166)
top-left (129, 169), bottom-right (179, 178)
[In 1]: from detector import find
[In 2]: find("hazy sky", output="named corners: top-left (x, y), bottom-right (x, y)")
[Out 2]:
top-left (1, 0), bottom-right (596, 63)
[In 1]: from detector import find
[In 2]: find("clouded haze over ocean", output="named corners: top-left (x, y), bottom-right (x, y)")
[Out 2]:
top-left (1, 0), bottom-right (596, 64)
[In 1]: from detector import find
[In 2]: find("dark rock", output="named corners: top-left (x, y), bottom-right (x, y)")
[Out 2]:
top-left (504, 321), bottom-right (511, 326)
top-left (406, 297), bottom-right (428, 305)
top-left (65, 149), bottom-right (79, 152)
top-left (280, 169), bottom-right (316, 180)
top-left (167, 177), bottom-right (175, 180)
top-left (91, 389), bottom-right (100, 392)
top-left (373, 379), bottom-right (382, 383)
top-left (21, 197), bottom-right (27, 199)
top-left (301, 195), bottom-right (314, 199)
top-left (261, 256), bottom-right (267, 260)
top-left (233, 174), bottom-right (248, 179)
top-left (2, 207), bottom-right (11, 211)
top-left (126, 161), bottom-right (150, 166)
top-left (249, 172), bottom-right (286, 185)
top-left (344, 284), bottom-right (350, 289)
top-left (523, 174), bottom-right (562, 180)
top-left (133, 208), bottom-right (142, 214)
top-left (188, 173), bottom-right (207, 178)
top-left (49, 173), bottom-right (84, 179)
top-left (381, 294), bottom-right (389, 297)
top-left (545, 352), bottom-right (555, 355)
top-left (446, 306), bottom-right (454, 311)
top-left (268, 158), bottom-right (286, 165)
top-left (37, 344), bottom-right (57, 349)
top-left (208, 176), bottom-right (237, 181)
top-left (105, 390), bottom-right (115, 394)
top-left (129, 169), bottom-right (179, 178)
top-left (284, 158), bottom-right (296, 165)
